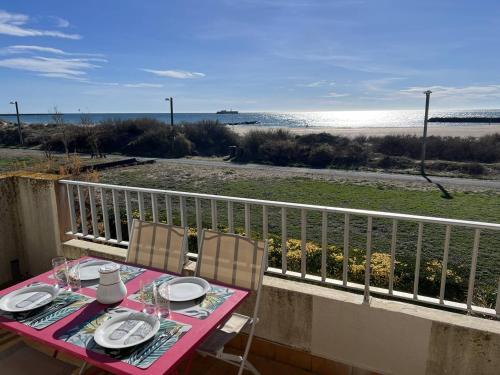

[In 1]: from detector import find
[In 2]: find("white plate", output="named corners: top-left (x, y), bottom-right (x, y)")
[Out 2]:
top-left (160, 277), bottom-right (211, 302)
top-left (94, 312), bottom-right (160, 349)
top-left (79, 260), bottom-right (114, 281)
top-left (0, 284), bottom-right (59, 313)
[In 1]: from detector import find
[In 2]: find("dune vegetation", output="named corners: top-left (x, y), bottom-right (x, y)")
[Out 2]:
top-left (1, 118), bottom-right (500, 176)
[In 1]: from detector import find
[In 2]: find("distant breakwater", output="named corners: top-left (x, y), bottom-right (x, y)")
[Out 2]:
top-left (429, 117), bottom-right (500, 123)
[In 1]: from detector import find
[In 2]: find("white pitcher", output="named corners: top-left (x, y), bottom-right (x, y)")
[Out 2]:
top-left (96, 263), bottom-right (127, 304)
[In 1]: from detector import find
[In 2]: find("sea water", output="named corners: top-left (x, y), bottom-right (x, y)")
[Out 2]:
top-left (1, 109), bottom-right (500, 128)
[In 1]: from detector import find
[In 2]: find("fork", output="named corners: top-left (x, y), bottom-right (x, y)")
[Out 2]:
top-left (131, 325), bottom-right (182, 365)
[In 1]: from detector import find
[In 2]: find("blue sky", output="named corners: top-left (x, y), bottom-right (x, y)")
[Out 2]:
top-left (0, 0), bottom-right (500, 113)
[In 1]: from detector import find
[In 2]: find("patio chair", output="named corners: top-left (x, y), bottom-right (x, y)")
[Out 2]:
top-left (126, 219), bottom-right (188, 274)
top-left (195, 230), bottom-right (268, 375)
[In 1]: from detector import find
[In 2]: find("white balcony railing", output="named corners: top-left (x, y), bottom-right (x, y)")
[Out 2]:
top-left (59, 179), bottom-right (500, 318)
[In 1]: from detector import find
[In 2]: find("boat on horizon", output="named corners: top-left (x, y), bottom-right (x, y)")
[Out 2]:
top-left (216, 109), bottom-right (239, 114)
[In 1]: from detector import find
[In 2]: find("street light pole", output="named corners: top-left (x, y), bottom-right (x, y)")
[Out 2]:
top-left (165, 97), bottom-right (174, 126)
top-left (9, 101), bottom-right (23, 145)
top-left (420, 90), bottom-right (432, 175)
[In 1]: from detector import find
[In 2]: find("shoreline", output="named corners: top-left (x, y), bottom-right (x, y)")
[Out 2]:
top-left (230, 124), bottom-right (500, 138)
top-left (2, 120), bottom-right (500, 138)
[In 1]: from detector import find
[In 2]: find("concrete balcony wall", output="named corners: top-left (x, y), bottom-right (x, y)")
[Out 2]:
top-left (0, 176), bottom-right (24, 285)
top-left (0, 173), bottom-right (65, 282)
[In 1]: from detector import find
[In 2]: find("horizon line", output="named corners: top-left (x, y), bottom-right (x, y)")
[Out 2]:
top-left (2, 107), bottom-right (500, 116)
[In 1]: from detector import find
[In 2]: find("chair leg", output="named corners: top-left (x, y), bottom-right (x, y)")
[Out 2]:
top-left (78, 361), bottom-right (88, 375)
top-left (243, 360), bottom-right (260, 375)
top-left (218, 352), bottom-right (260, 375)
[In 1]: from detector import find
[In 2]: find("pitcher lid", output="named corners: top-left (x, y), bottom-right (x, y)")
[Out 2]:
top-left (99, 263), bottom-right (120, 274)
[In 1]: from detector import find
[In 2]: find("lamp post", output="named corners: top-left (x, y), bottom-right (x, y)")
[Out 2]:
top-left (420, 90), bottom-right (432, 175)
top-left (164, 97), bottom-right (174, 126)
top-left (9, 101), bottom-right (23, 145)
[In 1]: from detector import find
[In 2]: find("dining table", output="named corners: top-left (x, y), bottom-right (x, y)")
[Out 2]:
top-left (0, 256), bottom-right (250, 375)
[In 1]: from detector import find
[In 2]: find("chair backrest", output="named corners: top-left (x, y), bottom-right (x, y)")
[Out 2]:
top-left (195, 230), bottom-right (267, 291)
top-left (126, 219), bottom-right (188, 274)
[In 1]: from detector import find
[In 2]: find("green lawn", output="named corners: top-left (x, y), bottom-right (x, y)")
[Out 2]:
top-left (98, 169), bottom-right (500, 308)
top-left (0, 157), bottom-right (38, 172)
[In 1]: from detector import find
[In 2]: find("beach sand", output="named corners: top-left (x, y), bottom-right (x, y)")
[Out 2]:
top-left (230, 124), bottom-right (500, 138)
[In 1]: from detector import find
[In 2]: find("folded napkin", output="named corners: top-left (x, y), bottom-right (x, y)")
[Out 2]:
top-left (109, 319), bottom-right (140, 341)
top-left (124, 322), bottom-right (153, 345)
top-left (15, 292), bottom-right (51, 309)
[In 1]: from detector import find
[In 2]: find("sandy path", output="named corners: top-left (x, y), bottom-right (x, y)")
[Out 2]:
top-left (153, 158), bottom-right (500, 191)
top-left (230, 124), bottom-right (500, 138)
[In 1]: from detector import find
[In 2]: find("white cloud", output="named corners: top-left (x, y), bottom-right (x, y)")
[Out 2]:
top-left (1, 45), bottom-right (103, 57)
top-left (50, 16), bottom-right (70, 28)
top-left (123, 83), bottom-right (163, 88)
top-left (298, 80), bottom-right (335, 88)
top-left (361, 77), bottom-right (406, 92)
top-left (323, 91), bottom-right (350, 98)
top-left (2, 45), bottom-right (67, 55)
top-left (142, 68), bottom-right (205, 79)
top-left (0, 56), bottom-right (101, 79)
top-left (399, 85), bottom-right (500, 98)
top-left (0, 10), bottom-right (81, 39)
top-left (85, 81), bottom-right (119, 86)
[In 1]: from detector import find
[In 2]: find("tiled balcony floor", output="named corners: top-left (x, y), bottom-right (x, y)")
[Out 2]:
top-left (1, 329), bottom-right (377, 375)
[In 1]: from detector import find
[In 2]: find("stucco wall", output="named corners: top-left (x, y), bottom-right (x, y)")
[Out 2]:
top-left (0, 174), bottom-right (64, 281)
top-left (15, 175), bottom-right (64, 276)
top-left (0, 176), bottom-right (23, 285)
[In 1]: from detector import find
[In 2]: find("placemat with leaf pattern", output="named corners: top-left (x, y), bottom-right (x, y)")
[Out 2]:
top-left (57, 306), bottom-right (191, 369)
top-left (127, 275), bottom-right (236, 320)
top-left (0, 284), bottom-right (94, 330)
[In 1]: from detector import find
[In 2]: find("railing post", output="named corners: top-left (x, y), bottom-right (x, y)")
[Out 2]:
top-left (77, 185), bottom-right (87, 236)
top-left (138, 191), bottom-right (145, 221)
top-left (112, 189), bottom-right (122, 243)
top-left (101, 188), bottom-right (110, 240)
top-left (124, 190), bottom-right (132, 236)
top-left (300, 209), bottom-right (307, 278)
top-left (281, 207), bottom-right (287, 275)
top-left (413, 223), bottom-right (424, 299)
top-left (89, 187), bottom-right (99, 238)
top-left (496, 278), bottom-right (500, 318)
top-left (195, 198), bottom-right (202, 245)
top-left (342, 214), bottom-right (350, 286)
top-left (467, 229), bottom-right (481, 312)
top-left (439, 225), bottom-right (451, 304)
top-left (227, 201), bottom-right (234, 234)
top-left (180, 196), bottom-right (187, 227)
top-left (151, 193), bottom-right (158, 223)
top-left (389, 219), bottom-right (398, 295)
top-left (262, 206), bottom-right (268, 240)
top-left (66, 184), bottom-right (77, 234)
top-left (364, 216), bottom-right (373, 303)
top-left (165, 195), bottom-right (172, 225)
top-left (211, 200), bottom-right (218, 230)
top-left (321, 211), bottom-right (327, 282)
top-left (245, 203), bottom-right (251, 237)
top-left (263, 205), bottom-right (269, 269)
